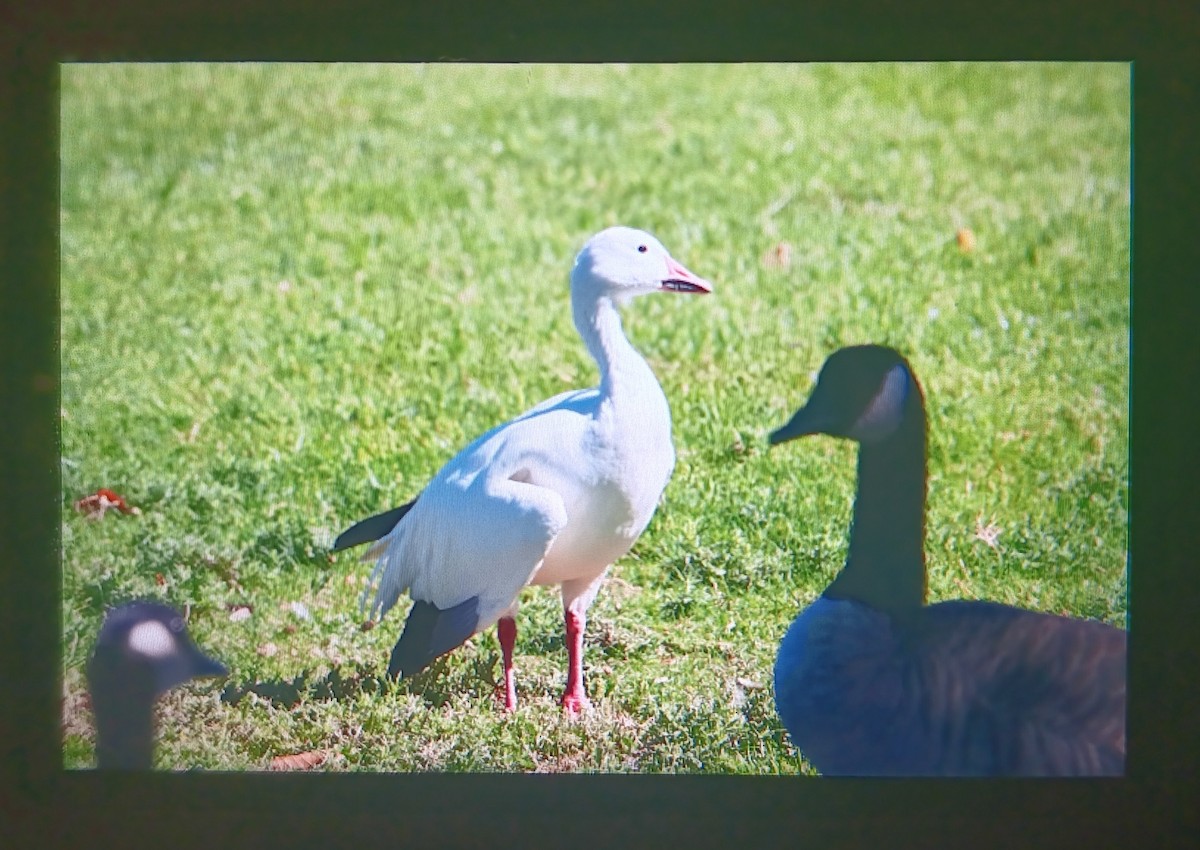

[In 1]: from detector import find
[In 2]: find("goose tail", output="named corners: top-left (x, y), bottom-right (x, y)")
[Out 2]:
top-left (359, 529), bottom-right (411, 621)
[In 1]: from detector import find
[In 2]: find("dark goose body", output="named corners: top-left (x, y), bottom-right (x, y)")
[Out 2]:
top-left (769, 345), bottom-right (1126, 777)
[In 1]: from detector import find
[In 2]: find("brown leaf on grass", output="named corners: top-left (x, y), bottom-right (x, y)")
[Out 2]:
top-left (761, 241), bottom-right (793, 269)
top-left (360, 619), bottom-right (376, 632)
top-left (74, 488), bottom-right (141, 519)
top-left (269, 749), bottom-right (331, 771)
top-left (956, 228), bottom-right (976, 252)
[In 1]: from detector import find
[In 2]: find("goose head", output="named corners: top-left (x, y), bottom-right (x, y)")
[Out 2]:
top-left (769, 345), bottom-right (920, 446)
top-left (88, 601), bottom-right (228, 702)
top-left (571, 226), bottom-right (712, 305)
top-left (87, 601), bottom-right (227, 770)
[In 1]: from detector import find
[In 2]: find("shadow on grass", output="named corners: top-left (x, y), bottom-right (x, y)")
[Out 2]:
top-left (219, 654), bottom-right (502, 710)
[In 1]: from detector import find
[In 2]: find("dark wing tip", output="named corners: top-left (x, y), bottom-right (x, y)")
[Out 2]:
top-left (331, 499), bottom-right (418, 552)
top-left (387, 597), bottom-right (481, 679)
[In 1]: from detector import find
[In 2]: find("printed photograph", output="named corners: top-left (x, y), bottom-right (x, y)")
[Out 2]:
top-left (60, 63), bottom-right (1129, 774)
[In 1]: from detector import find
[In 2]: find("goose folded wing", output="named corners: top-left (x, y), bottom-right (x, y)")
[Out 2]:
top-left (365, 410), bottom-right (581, 636)
top-left (383, 477), bottom-right (570, 677)
top-left (922, 600), bottom-right (1127, 775)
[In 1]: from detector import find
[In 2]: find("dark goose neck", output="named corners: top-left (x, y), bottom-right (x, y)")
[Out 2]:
top-left (825, 400), bottom-right (928, 616)
top-left (90, 661), bottom-right (157, 770)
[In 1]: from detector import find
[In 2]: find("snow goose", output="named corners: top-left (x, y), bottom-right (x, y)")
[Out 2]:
top-left (337, 227), bottom-right (711, 712)
top-left (86, 601), bottom-right (228, 770)
top-left (768, 345), bottom-right (1126, 775)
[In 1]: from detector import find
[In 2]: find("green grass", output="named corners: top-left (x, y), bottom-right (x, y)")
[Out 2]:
top-left (60, 63), bottom-right (1129, 773)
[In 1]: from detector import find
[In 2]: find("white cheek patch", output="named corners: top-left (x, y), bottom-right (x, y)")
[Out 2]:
top-left (850, 363), bottom-right (909, 442)
top-left (127, 620), bottom-right (177, 659)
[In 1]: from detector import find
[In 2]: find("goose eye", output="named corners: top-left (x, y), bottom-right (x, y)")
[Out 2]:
top-left (637, 245), bottom-right (647, 253)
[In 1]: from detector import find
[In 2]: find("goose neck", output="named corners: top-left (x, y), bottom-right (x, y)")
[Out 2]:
top-left (92, 689), bottom-right (155, 770)
top-left (826, 406), bottom-right (928, 616)
top-left (572, 290), bottom-right (649, 399)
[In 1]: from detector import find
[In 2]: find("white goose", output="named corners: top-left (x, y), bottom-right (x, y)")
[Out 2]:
top-left (335, 227), bottom-right (712, 711)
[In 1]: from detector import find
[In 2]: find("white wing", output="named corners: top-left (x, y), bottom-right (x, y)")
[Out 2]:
top-left (363, 391), bottom-right (597, 632)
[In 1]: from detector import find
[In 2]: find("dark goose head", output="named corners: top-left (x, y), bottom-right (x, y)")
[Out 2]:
top-left (86, 601), bottom-right (227, 770)
top-left (770, 344), bottom-right (919, 447)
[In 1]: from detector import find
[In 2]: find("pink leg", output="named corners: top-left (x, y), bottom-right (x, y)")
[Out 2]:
top-left (497, 616), bottom-right (518, 711)
top-left (559, 609), bottom-right (590, 713)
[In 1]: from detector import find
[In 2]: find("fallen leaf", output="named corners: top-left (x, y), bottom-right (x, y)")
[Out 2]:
top-left (956, 228), bottom-right (976, 253)
top-left (269, 750), bottom-right (330, 771)
top-left (154, 573), bottom-right (166, 587)
top-left (360, 619), bottom-right (376, 632)
top-left (761, 241), bottom-right (793, 269)
top-left (74, 488), bottom-right (141, 519)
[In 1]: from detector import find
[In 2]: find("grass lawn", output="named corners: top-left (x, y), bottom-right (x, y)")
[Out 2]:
top-left (60, 62), bottom-right (1129, 773)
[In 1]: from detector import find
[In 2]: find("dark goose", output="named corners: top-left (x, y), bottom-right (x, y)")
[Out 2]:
top-left (768, 345), bottom-right (1126, 777)
top-left (86, 601), bottom-right (228, 770)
